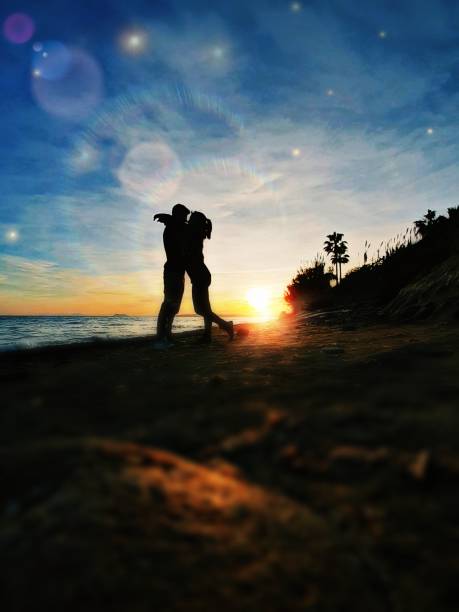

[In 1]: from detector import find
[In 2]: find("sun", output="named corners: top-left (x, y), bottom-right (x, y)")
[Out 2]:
top-left (246, 287), bottom-right (272, 318)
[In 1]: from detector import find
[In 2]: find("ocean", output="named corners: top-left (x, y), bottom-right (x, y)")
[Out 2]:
top-left (0, 315), bottom-right (256, 352)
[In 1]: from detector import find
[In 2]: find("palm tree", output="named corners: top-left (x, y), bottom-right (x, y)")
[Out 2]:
top-left (414, 209), bottom-right (437, 238)
top-left (324, 232), bottom-right (348, 284)
top-left (337, 243), bottom-right (350, 283)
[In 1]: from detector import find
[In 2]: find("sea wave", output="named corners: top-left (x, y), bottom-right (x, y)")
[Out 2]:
top-left (0, 315), bottom-right (255, 352)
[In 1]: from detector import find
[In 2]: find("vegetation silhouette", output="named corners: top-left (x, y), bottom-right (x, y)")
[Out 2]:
top-left (284, 255), bottom-right (334, 312)
top-left (286, 206), bottom-right (459, 317)
top-left (324, 232), bottom-right (349, 284)
top-left (414, 208), bottom-right (442, 238)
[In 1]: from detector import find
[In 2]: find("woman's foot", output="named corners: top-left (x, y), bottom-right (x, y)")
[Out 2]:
top-left (225, 321), bottom-right (234, 340)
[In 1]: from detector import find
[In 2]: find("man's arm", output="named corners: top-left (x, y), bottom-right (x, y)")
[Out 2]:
top-left (153, 213), bottom-right (172, 225)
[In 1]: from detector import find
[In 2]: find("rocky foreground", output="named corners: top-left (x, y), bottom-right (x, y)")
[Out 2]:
top-left (1, 314), bottom-right (459, 611)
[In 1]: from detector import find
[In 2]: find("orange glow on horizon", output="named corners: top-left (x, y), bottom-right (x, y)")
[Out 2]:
top-left (0, 293), bottom-right (286, 317)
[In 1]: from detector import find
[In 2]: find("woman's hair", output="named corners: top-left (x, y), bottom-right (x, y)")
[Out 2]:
top-left (189, 211), bottom-right (212, 240)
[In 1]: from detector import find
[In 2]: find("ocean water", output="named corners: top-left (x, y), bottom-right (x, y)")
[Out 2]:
top-left (0, 315), bottom-right (256, 352)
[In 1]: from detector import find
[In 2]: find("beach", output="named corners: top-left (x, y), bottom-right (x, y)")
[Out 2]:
top-left (2, 313), bottom-right (459, 610)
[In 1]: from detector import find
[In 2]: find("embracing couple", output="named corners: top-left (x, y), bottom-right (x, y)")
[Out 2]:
top-left (154, 203), bottom-right (234, 347)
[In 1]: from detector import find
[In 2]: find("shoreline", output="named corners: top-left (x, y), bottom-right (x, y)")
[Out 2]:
top-left (0, 317), bottom-right (260, 356)
top-left (0, 310), bottom-right (358, 356)
top-left (0, 323), bottom-right (255, 360)
top-left (0, 328), bottom-right (198, 360)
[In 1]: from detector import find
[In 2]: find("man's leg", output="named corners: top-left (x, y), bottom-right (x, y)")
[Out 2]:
top-left (156, 301), bottom-right (169, 339)
top-left (156, 265), bottom-right (171, 340)
top-left (164, 268), bottom-right (185, 340)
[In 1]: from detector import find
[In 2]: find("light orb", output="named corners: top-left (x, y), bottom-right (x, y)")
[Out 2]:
top-left (121, 31), bottom-right (147, 54)
top-left (212, 46), bottom-right (224, 59)
top-left (290, 2), bottom-right (302, 13)
top-left (3, 13), bottom-right (35, 44)
top-left (426, 127), bottom-right (434, 135)
top-left (291, 147), bottom-right (301, 157)
top-left (379, 30), bottom-right (387, 39)
top-left (326, 88), bottom-right (334, 96)
top-left (129, 35), bottom-right (141, 47)
top-left (6, 229), bottom-right (19, 242)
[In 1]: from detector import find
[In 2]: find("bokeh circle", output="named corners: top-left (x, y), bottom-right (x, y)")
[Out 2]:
top-left (3, 13), bottom-right (35, 44)
top-left (32, 48), bottom-right (103, 120)
top-left (32, 41), bottom-right (72, 81)
top-left (118, 141), bottom-right (182, 203)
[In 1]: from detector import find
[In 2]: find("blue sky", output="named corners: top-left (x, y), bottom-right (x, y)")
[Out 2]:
top-left (1, 0), bottom-right (459, 314)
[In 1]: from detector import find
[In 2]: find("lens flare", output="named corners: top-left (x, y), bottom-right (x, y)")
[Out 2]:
top-left (3, 13), bottom-right (35, 44)
top-left (118, 141), bottom-right (182, 204)
top-left (32, 41), bottom-right (72, 81)
top-left (32, 48), bottom-right (103, 120)
top-left (70, 144), bottom-right (100, 173)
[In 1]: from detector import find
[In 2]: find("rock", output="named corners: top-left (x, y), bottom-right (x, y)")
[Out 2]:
top-left (236, 325), bottom-right (250, 337)
top-left (329, 446), bottom-right (390, 464)
top-left (407, 450), bottom-right (431, 481)
top-left (266, 410), bottom-right (287, 427)
top-left (208, 375), bottom-right (226, 386)
top-left (321, 346), bottom-right (345, 355)
top-left (278, 444), bottom-right (299, 461)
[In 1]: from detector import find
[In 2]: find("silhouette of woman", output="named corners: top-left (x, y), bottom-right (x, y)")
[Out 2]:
top-left (186, 211), bottom-right (234, 343)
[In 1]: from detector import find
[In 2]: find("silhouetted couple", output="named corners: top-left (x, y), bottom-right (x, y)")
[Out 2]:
top-left (154, 203), bottom-right (234, 347)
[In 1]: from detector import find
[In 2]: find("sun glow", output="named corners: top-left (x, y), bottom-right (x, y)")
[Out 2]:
top-left (246, 287), bottom-right (272, 319)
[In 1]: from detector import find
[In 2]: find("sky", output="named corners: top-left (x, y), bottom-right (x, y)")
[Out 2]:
top-left (1, 0), bottom-right (459, 316)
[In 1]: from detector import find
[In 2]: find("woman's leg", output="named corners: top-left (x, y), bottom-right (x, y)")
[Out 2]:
top-left (211, 313), bottom-right (234, 339)
top-left (199, 288), bottom-right (233, 339)
top-left (191, 266), bottom-right (234, 341)
top-left (192, 284), bottom-right (212, 340)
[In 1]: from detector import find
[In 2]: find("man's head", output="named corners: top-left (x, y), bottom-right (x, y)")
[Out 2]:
top-left (172, 203), bottom-right (190, 222)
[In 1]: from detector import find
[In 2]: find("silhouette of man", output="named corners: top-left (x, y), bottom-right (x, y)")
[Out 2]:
top-left (154, 203), bottom-right (190, 346)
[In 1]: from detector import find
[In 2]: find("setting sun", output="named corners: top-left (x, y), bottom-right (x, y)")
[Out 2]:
top-left (246, 287), bottom-right (271, 317)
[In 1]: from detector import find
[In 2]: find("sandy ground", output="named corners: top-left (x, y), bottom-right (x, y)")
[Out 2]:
top-left (1, 313), bottom-right (459, 611)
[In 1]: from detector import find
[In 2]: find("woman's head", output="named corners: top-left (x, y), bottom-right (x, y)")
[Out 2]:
top-left (189, 211), bottom-right (212, 239)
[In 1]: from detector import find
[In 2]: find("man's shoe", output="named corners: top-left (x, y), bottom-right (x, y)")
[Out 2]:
top-left (153, 338), bottom-right (174, 350)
